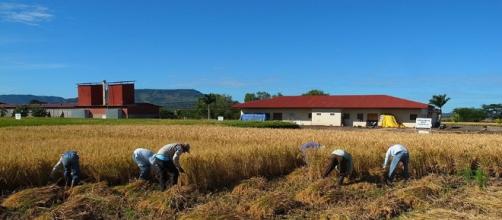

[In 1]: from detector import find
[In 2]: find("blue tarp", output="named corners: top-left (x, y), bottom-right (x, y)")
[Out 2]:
top-left (240, 114), bottom-right (266, 121)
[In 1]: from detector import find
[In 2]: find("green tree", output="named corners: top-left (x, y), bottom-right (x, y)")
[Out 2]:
top-left (255, 91), bottom-right (271, 100)
top-left (176, 109), bottom-right (200, 119)
top-left (31, 107), bottom-right (48, 117)
top-left (159, 108), bottom-right (176, 119)
top-left (302, 89), bottom-right (329, 96)
top-left (429, 94), bottom-right (451, 125)
top-left (14, 105), bottom-right (30, 117)
top-left (481, 104), bottom-right (502, 119)
top-left (245, 91), bottom-right (279, 102)
top-left (29, 99), bottom-right (46, 104)
top-left (197, 94), bottom-right (240, 119)
top-left (201, 94), bottom-right (217, 120)
top-left (273, 92), bottom-right (283, 98)
top-left (0, 108), bottom-right (6, 117)
top-left (452, 108), bottom-right (487, 122)
top-left (244, 93), bottom-right (257, 102)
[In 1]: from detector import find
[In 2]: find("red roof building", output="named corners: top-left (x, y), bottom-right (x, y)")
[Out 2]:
top-left (234, 95), bottom-right (428, 109)
top-left (0, 81), bottom-right (160, 119)
top-left (233, 95), bottom-right (437, 127)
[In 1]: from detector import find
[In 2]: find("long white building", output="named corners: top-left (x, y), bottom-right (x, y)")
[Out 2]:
top-left (233, 95), bottom-right (438, 127)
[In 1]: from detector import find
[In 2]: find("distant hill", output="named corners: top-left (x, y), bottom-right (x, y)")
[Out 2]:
top-left (0, 89), bottom-right (203, 109)
top-left (135, 89), bottom-right (203, 109)
top-left (0, 95), bottom-right (72, 104)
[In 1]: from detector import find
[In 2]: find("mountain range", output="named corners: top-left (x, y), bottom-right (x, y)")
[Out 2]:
top-left (0, 89), bottom-right (204, 110)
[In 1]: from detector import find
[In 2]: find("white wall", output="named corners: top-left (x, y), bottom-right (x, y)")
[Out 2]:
top-left (1, 109), bottom-right (14, 117)
top-left (47, 109), bottom-right (73, 118)
top-left (241, 108), bottom-right (429, 128)
top-left (311, 109), bottom-right (342, 126)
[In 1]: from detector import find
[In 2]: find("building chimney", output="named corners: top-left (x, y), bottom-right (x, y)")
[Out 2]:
top-left (102, 80), bottom-right (107, 106)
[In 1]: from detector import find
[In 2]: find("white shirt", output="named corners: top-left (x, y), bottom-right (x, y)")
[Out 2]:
top-left (383, 144), bottom-right (408, 168)
top-left (52, 156), bottom-right (64, 173)
top-left (133, 148), bottom-right (155, 166)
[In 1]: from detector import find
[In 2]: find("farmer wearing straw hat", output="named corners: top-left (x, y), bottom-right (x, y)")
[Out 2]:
top-left (50, 150), bottom-right (81, 187)
top-left (152, 143), bottom-right (190, 191)
top-left (382, 144), bottom-right (409, 183)
top-left (322, 149), bottom-right (353, 185)
top-left (132, 148), bottom-right (155, 180)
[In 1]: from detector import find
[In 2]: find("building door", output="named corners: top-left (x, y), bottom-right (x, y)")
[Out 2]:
top-left (272, 112), bottom-right (283, 120)
top-left (342, 113), bottom-right (351, 126)
top-left (367, 113), bottom-right (379, 127)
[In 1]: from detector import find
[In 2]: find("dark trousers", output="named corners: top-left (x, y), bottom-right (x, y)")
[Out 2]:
top-left (153, 158), bottom-right (179, 190)
top-left (62, 152), bottom-right (80, 187)
top-left (322, 156), bottom-right (349, 185)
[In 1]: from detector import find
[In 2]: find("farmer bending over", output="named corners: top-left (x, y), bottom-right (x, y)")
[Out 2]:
top-left (383, 144), bottom-right (409, 183)
top-left (322, 149), bottom-right (353, 185)
top-left (132, 148), bottom-right (155, 180)
top-left (152, 143), bottom-right (190, 190)
top-left (50, 150), bottom-right (80, 187)
top-left (299, 141), bottom-right (323, 164)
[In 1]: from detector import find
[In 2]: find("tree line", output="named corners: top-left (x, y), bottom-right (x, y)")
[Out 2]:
top-left (429, 94), bottom-right (502, 123)
top-left (450, 104), bottom-right (502, 122)
top-left (0, 100), bottom-right (51, 117)
top-left (160, 89), bottom-right (330, 119)
top-left (2, 91), bottom-right (500, 123)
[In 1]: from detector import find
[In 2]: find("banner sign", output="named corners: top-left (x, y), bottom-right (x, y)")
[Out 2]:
top-left (416, 118), bottom-right (432, 129)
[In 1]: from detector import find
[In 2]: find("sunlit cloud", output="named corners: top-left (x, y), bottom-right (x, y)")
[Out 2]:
top-left (0, 2), bottom-right (53, 25)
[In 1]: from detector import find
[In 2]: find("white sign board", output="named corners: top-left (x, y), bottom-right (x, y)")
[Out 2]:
top-left (15, 113), bottom-right (21, 120)
top-left (415, 118), bottom-right (432, 129)
top-left (217, 116), bottom-right (224, 121)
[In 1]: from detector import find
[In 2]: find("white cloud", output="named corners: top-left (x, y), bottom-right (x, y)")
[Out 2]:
top-left (0, 2), bottom-right (53, 25)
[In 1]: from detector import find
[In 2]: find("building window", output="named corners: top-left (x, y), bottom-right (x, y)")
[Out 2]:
top-left (367, 113), bottom-right (378, 121)
top-left (410, 114), bottom-right (418, 120)
top-left (330, 113), bottom-right (335, 116)
top-left (342, 113), bottom-right (350, 120)
top-left (308, 113), bottom-right (312, 119)
top-left (316, 113), bottom-right (321, 116)
top-left (357, 113), bottom-right (364, 122)
top-left (273, 112), bottom-right (283, 120)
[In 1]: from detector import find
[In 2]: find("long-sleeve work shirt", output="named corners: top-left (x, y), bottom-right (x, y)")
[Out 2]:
top-left (383, 144), bottom-right (408, 168)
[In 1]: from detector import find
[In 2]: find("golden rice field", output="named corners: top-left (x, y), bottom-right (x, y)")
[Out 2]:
top-left (1, 124), bottom-right (502, 219)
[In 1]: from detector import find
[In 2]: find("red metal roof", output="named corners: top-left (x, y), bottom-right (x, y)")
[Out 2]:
top-left (233, 95), bottom-right (429, 109)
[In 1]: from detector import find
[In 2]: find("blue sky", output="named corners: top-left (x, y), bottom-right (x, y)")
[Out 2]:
top-left (1, 0), bottom-right (501, 112)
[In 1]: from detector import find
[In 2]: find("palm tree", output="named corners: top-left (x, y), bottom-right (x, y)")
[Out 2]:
top-left (429, 94), bottom-right (451, 125)
top-left (201, 94), bottom-right (216, 120)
